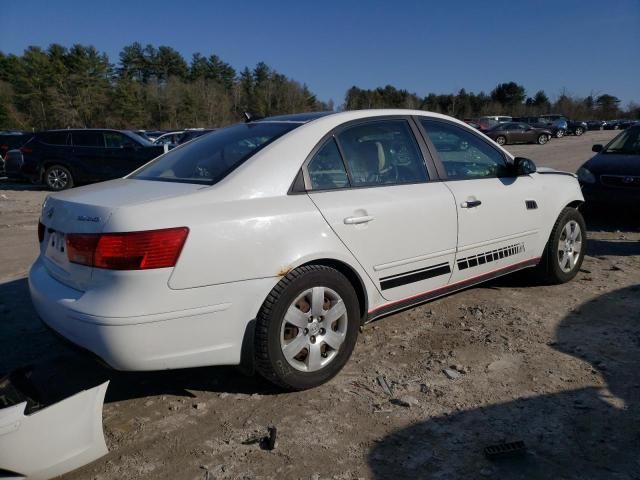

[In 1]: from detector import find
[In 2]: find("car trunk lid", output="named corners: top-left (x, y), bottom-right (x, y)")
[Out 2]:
top-left (39, 179), bottom-right (205, 290)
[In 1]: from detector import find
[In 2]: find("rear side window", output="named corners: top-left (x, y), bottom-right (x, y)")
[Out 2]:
top-left (421, 119), bottom-right (510, 179)
top-left (336, 120), bottom-right (428, 187)
top-left (72, 132), bottom-right (104, 147)
top-left (307, 138), bottom-right (349, 190)
top-left (40, 132), bottom-right (69, 145)
top-left (131, 122), bottom-right (299, 185)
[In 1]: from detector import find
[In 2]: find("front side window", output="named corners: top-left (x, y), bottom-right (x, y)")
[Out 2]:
top-left (72, 131), bottom-right (104, 147)
top-left (105, 132), bottom-right (138, 148)
top-left (131, 122), bottom-right (298, 185)
top-left (307, 138), bottom-right (350, 190)
top-left (421, 119), bottom-right (510, 179)
top-left (336, 120), bottom-right (428, 187)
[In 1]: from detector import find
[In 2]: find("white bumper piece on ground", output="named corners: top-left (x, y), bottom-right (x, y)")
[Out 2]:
top-left (0, 381), bottom-right (109, 480)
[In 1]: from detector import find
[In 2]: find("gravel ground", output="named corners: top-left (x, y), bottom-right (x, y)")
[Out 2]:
top-left (1, 129), bottom-right (639, 480)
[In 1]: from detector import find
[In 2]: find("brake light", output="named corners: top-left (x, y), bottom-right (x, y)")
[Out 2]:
top-left (38, 222), bottom-right (45, 242)
top-left (20, 147), bottom-right (33, 154)
top-left (66, 227), bottom-right (189, 270)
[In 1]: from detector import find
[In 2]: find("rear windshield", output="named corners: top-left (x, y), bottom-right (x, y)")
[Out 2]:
top-left (131, 122), bottom-right (300, 185)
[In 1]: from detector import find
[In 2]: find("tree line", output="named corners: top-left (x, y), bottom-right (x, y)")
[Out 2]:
top-left (1, 43), bottom-right (637, 131)
top-left (0, 43), bottom-right (331, 130)
top-left (345, 82), bottom-right (639, 121)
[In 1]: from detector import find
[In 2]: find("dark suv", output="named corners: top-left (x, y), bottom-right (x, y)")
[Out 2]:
top-left (4, 129), bottom-right (166, 190)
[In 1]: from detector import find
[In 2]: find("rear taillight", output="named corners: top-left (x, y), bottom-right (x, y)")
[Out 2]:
top-left (20, 147), bottom-right (33, 154)
top-left (38, 222), bottom-right (45, 242)
top-left (66, 227), bottom-right (189, 270)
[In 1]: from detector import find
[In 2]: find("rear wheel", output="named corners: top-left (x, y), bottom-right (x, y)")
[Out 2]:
top-left (574, 127), bottom-right (584, 136)
top-left (537, 134), bottom-right (548, 145)
top-left (44, 165), bottom-right (73, 191)
top-left (555, 129), bottom-right (566, 138)
top-left (495, 135), bottom-right (506, 146)
top-left (254, 265), bottom-right (360, 390)
top-left (538, 207), bottom-right (586, 284)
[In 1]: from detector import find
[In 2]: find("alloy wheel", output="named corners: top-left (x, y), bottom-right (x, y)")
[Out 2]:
top-left (47, 167), bottom-right (69, 190)
top-left (557, 220), bottom-right (582, 273)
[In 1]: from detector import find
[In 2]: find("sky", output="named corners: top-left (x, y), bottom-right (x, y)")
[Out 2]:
top-left (2, 0), bottom-right (639, 107)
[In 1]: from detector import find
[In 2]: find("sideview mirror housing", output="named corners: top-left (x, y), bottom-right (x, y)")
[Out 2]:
top-left (592, 144), bottom-right (603, 152)
top-left (513, 157), bottom-right (537, 176)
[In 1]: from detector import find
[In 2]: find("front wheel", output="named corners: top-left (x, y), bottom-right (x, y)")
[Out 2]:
top-left (574, 127), bottom-right (584, 136)
top-left (555, 129), bottom-right (566, 138)
top-left (538, 207), bottom-right (586, 284)
top-left (537, 134), bottom-right (548, 145)
top-left (44, 165), bottom-right (73, 191)
top-left (495, 135), bottom-right (506, 146)
top-left (254, 265), bottom-right (360, 390)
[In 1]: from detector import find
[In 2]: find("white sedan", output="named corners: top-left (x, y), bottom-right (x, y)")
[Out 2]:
top-left (30, 110), bottom-right (586, 390)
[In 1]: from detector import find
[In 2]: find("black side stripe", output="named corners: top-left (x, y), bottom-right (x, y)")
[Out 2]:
top-left (380, 262), bottom-right (451, 290)
top-left (457, 242), bottom-right (525, 271)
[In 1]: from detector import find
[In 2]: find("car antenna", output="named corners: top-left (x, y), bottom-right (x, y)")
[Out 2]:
top-left (243, 112), bottom-right (264, 123)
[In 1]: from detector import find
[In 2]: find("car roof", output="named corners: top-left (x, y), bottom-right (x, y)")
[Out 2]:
top-left (255, 112), bottom-right (334, 123)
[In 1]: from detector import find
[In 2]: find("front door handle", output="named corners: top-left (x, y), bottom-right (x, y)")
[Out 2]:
top-left (344, 215), bottom-right (375, 225)
top-left (461, 200), bottom-right (482, 208)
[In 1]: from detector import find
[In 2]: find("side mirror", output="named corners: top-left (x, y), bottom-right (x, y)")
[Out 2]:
top-left (592, 144), bottom-right (603, 152)
top-left (513, 157), bottom-right (537, 176)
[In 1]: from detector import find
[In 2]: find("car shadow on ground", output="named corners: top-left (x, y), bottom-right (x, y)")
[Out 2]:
top-left (0, 179), bottom-right (46, 191)
top-left (367, 285), bottom-right (640, 479)
top-left (0, 278), bottom-right (279, 408)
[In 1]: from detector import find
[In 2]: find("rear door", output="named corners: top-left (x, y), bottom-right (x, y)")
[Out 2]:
top-left (418, 118), bottom-right (543, 285)
top-left (306, 117), bottom-right (458, 303)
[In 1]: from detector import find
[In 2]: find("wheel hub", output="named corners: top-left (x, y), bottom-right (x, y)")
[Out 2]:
top-left (308, 321), bottom-right (321, 336)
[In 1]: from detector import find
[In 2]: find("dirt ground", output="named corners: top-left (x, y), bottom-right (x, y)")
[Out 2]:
top-left (1, 129), bottom-right (639, 480)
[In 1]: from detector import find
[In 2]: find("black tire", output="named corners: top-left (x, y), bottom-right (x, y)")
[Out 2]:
top-left (537, 207), bottom-right (586, 284)
top-left (537, 134), bottom-right (548, 145)
top-left (44, 165), bottom-right (73, 191)
top-left (254, 265), bottom-right (360, 391)
top-left (574, 127), bottom-right (584, 136)
top-left (495, 135), bottom-right (507, 146)
top-left (555, 129), bottom-right (566, 138)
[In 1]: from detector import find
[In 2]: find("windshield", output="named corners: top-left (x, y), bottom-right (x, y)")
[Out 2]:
top-left (131, 122), bottom-right (300, 184)
top-left (604, 126), bottom-right (640, 155)
top-left (125, 131), bottom-right (155, 146)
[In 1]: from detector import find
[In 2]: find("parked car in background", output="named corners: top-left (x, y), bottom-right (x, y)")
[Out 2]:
top-left (152, 131), bottom-right (184, 146)
top-left (484, 122), bottom-right (552, 145)
top-left (134, 130), bottom-right (165, 142)
top-left (4, 129), bottom-right (165, 190)
top-left (477, 116), bottom-right (512, 132)
top-left (586, 120), bottom-right (607, 131)
top-left (177, 128), bottom-right (216, 144)
top-left (1, 131), bottom-right (34, 160)
top-left (30, 109), bottom-right (586, 390)
top-left (537, 115), bottom-right (587, 137)
top-left (577, 125), bottom-right (640, 210)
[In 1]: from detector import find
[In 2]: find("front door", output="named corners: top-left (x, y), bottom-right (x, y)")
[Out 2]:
top-left (306, 118), bottom-right (458, 302)
top-left (418, 118), bottom-right (543, 285)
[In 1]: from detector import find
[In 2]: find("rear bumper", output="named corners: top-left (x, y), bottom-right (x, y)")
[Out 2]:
top-left (29, 257), bottom-right (277, 371)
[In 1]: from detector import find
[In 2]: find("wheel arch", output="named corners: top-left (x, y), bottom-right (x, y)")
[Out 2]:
top-left (41, 159), bottom-right (75, 180)
top-left (297, 258), bottom-right (369, 323)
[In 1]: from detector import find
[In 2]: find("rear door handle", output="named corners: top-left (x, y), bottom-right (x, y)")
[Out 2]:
top-left (344, 215), bottom-right (375, 225)
top-left (461, 200), bottom-right (482, 208)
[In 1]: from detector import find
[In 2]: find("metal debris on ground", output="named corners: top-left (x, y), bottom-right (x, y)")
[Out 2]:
top-left (377, 375), bottom-right (393, 396)
top-left (261, 426), bottom-right (278, 451)
top-left (484, 440), bottom-right (527, 459)
top-left (443, 368), bottom-right (461, 380)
